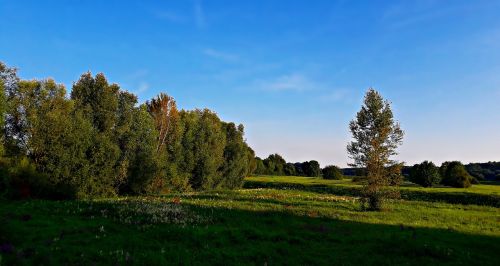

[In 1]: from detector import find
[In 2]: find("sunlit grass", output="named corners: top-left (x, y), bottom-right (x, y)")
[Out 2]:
top-left (246, 175), bottom-right (500, 195)
top-left (1, 184), bottom-right (499, 265)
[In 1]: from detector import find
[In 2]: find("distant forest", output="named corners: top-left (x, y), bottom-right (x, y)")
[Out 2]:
top-left (254, 152), bottom-right (500, 182)
top-left (344, 162), bottom-right (500, 181)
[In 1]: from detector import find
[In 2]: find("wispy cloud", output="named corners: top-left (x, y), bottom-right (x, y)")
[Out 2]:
top-left (381, 1), bottom-right (455, 30)
top-left (318, 89), bottom-right (350, 103)
top-left (202, 48), bottom-right (239, 62)
top-left (194, 0), bottom-right (206, 28)
top-left (127, 69), bottom-right (149, 80)
top-left (257, 74), bottom-right (318, 92)
top-left (135, 82), bottom-right (149, 95)
top-left (150, 2), bottom-right (205, 28)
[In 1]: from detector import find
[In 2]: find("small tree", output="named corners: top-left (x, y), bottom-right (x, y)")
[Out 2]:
top-left (263, 153), bottom-right (286, 176)
top-left (409, 161), bottom-right (440, 187)
top-left (284, 163), bottom-right (297, 176)
top-left (440, 161), bottom-right (473, 188)
top-left (322, 165), bottom-right (343, 180)
top-left (347, 88), bottom-right (404, 210)
top-left (302, 160), bottom-right (321, 177)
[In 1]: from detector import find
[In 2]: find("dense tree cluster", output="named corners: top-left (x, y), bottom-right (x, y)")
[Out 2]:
top-left (0, 62), bottom-right (255, 199)
top-left (409, 160), bottom-right (480, 188)
top-left (253, 153), bottom-right (329, 178)
top-left (409, 161), bottom-right (441, 187)
top-left (439, 161), bottom-right (474, 188)
top-left (465, 162), bottom-right (500, 181)
top-left (322, 165), bottom-right (343, 180)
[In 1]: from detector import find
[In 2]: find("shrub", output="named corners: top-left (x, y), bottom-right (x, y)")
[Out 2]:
top-left (0, 157), bottom-right (77, 200)
top-left (322, 165), bottom-right (343, 180)
top-left (440, 161), bottom-right (473, 188)
top-left (409, 161), bottom-right (441, 187)
top-left (352, 175), bottom-right (367, 183)
top-left (0, 159), bottom-right (10, 199)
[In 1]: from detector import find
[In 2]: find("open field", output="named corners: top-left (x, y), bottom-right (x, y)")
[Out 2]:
top-left (246, 176), bottom-right (500, 195)
top-left (1, 177), bottom-right (499, 265)
top-left (245, 176), bottom-right (500, 207)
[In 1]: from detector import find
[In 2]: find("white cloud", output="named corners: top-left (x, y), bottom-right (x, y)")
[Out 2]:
top-left (202, 48), bottom-right (239, 62)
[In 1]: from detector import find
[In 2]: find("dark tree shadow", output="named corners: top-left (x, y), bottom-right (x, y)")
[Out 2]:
top-left (1, 199), bottom-right (499, 265)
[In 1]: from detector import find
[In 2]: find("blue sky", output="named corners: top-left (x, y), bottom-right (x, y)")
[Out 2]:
top-left (1, 0), bottom-right (499, 167)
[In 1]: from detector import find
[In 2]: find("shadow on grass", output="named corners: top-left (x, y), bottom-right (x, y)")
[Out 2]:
top-left (244, 180), bottom-right (500, 207)
top-left (1, 199), bottom-right (499, 265)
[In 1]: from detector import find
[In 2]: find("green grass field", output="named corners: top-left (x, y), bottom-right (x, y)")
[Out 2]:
top-left (246, 175), bottom-right (500, 195)
top-left (1, 176), bottom-right (499, 265)
top-left (245, 176), bottom-right (500, 207)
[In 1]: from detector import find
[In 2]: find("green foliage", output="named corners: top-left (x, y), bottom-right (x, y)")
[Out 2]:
top-left (70, 73), bottom-right (123, 197)
top-left (254, 157), bottom-right (266, 175)
top-left (145, 93), bottom-right (186, 193)
top-left (284, 163), bottom-right (297, 176)
top-left (71, 72), bottom-right (120, 132)
top-left (409, 161), bottom-right (441, 187)
top-left (0, 157), bottom-right (76, 199)
top-left (252, 155), bottom-right (324, 178)
top-left (178, 109), bottom-right (226, 190)
top-left (0, 62), bottom-right (258, 198)
top-left (219, 122), bottom-right (251, 189)
top-left (245, 146), bottom-right (257, 176)
top-left (465, 162), bottom-right (500, 181)
top-left (120, 105), bottom-right (158, 194)
top-left (322, 165), bottom-right (343, 180)
top-left (347, 88), bottom-right (404, 210)
top-left (440, 161), bottom-right (473, 188)
top-left (302, 160), bottom-right (321, 177)
top-left (263, 153), bottom-right (287, 175)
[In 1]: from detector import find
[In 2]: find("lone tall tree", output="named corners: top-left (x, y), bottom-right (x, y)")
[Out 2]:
top-left (347, 88), bottom-right (404, 210)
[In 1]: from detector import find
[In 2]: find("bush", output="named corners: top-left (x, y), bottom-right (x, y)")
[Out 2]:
top-left (322, 165), bottom-right (343, 180)
top-left (0, 157), bottom-right (76, 200)
top-left (409, 161), bottom-right (440, 187)
top-left (352, 175), bottom-right (367, 183)
top-left (0, 159), bottom-right (10, 199)
top-left (440, 161), bottom-right (473, 188)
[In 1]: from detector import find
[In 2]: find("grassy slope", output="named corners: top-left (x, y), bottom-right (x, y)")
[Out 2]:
top-left (1, 185), bottom-right (500, 265)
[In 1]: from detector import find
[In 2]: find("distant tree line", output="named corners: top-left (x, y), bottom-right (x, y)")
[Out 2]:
top-left (465, 162), bottom-right (500, 181)
top-left (344, 161), bottom-right (500, 184)
top-left (252, 153), bottom-right (343, 179)
top-left (408, 160), bottom-right (500, 188)
top-left (0, 62), bottom-right (256, 199)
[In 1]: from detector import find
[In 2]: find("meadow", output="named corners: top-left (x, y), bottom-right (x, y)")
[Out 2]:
top-left (1, 176), bottom-right (499, 265)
